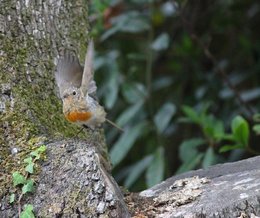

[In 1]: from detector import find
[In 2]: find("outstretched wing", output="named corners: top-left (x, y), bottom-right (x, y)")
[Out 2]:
top-left (55, 53), bottom-right (83, 97)
top-left (80, 40), bottom-right (97, 95)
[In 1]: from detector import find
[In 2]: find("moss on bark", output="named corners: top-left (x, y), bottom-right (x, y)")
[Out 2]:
top-left (0, 0), bottom-right (103, 199)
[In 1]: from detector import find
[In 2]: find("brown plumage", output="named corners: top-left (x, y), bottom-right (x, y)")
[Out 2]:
top-left (55, 40), bottom-right (106, 129)
top-left (55, 40), bottom-right (123, 131)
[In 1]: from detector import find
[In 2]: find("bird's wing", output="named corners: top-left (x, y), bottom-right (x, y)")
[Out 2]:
top-left (55, 53), bottom-right (83, 97)
top-left (80, 40), bottom-right (97, 95)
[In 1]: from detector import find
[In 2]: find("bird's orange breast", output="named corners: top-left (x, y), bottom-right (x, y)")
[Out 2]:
top-left (65, 111), bottom-right (92, 122)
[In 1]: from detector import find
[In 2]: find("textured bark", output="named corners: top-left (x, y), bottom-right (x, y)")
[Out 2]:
top-left (2, 140), bottom-right (130, 217)
top-left (0, 0), bottom-right (130, 217)
top-left (127, 156), bottom-right (260, 217)
top-left (1, 1), bottom-right (260, 218)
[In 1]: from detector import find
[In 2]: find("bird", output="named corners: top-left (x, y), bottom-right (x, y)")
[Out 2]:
top-left (55, 40), bottom-right (123, 132)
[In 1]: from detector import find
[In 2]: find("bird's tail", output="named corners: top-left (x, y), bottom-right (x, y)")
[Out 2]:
top-left (106, 119), bottom-right (124, 132)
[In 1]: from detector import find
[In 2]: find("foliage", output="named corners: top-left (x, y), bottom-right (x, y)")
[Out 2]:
top-left (10, 145), bottom-right (46, 217)
top-left (89, 0), bottom-right (260, 191)
top-left (253, 114), bottom-right (260, 135)
top-left (20, 204), bottom-right (35, 218)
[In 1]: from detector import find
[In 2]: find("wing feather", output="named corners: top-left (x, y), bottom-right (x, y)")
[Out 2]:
top-left (55, 53), bottom-right (83, 97)
top-left (80, 40), bottom-right (97, 95)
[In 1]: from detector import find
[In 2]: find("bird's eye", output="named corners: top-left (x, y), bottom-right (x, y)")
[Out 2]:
top-left (72, 91), bottom-right (76, 95)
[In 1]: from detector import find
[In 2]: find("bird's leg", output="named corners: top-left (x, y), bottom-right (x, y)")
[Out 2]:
top-left (83, 124), bottom-right (98, 141)
top-left (73, 127), bottom-right (85, 139)
top-left (73, 123), bottom-right (94, 137)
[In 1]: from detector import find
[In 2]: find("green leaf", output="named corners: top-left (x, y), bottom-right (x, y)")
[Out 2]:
top-left (221, 134), bottom-right (235, 141)
top-left (116, 101), bottom-right (144, 126)
top-left (231, 116), bottom-right (249, 146)
top-left (213, 121), bottom-right (225, 139)
top-left (219, 144), bottom-right (243, 153)
top-left (202, 147), bottom-right (216, 168)
top-left (202, 116), bottom-right (224, 141)
top-left (30, 145), bottom-right (46, 158)
top-left (37, 145), bottom-right (46, 153)
top-left (151, 33), bottom-right (170, 51)
top-left (21, 204), bottom-right (35, 218)
top-left (241, 88), bottom-right (260, 102)
top-left (154, 103), bottom-right (176, 134)
top-left (104, 65), bottom-right (119, 109)
top-left (182, 105), bottom-right (200, 124)
top-left (203, 125), bottom-right (215, 139)
top-left (22, 180), bottom-right (34, 194)
top-left (179, 138), bottom-right (205, 162)
top-left (182, 34), bottom-right (193, 52)
top-left (24, 157), bottom-right (33, 164)
top-left (110, 122), bottom-right (147, 166)
top-left (253, 113), bottom-right (260, 122)
top-left (116, 11), bottom-right (150, 33)
top-left (124, 155), bottom-right (153, 188)
top-left (30, 151), bottom-right (40, 160)
top-left (91, 0), bottom-right (107, 11)
top-left (121, 83), bottom-right (147, 104)
top-left (100, 26), bottom-right (120, 41)
top-left (146, 147), bottom-right (165, 187)
top-left (176, 153), bottom-right (204, 174)
top-left (94, 56), bottom-right (107, 70)
top-left (101, 11), bottom-right (150, 40)
top-left (12, 172), bottom-right (26, 186)
top-left (177, 117), bottom-right (194, 123)
top-left (152, 76), bottom-right (173, 91)
top-left (9, 193), bottom-right (15, 204)
top-left (25, 162), bottom-right (34, 174)
top-left (24, 157), bottom-right (34, 174)
top-left (253, 124), bottom-right (260, 135)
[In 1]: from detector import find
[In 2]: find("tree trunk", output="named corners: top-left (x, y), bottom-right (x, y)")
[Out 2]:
top-left (1, 1), bottom-right (260, 218)
top-left (0, 0), bottom-right (129, 217)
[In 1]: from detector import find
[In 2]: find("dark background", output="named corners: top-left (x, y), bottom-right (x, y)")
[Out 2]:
top-left (89, 0), bottom-right (260, 191)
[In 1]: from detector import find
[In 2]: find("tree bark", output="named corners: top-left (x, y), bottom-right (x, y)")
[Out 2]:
top-left (127, 156), bottom-right (260, 217)
top-left (1, 1), bottom-right (260, 218)
top-left (0, 0), bottom-right (130, 217)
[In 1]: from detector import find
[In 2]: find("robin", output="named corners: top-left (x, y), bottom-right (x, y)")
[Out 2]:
top-left (55, 40), bottom-right (123, 132)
